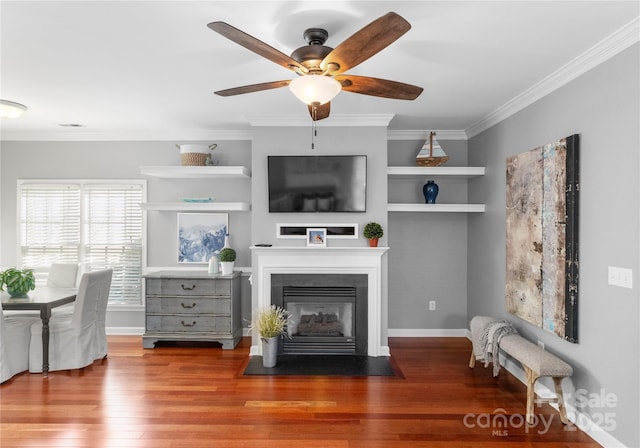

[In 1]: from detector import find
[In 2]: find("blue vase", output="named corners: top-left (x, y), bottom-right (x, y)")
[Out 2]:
top-left (423, 180), bottom-right (439, 204)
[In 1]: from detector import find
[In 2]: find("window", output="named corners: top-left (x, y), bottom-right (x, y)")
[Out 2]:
top-left (19, 180), bottom-right (145, 306)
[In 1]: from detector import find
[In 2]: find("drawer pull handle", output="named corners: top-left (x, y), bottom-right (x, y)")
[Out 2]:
top-left (181, 284), bottom-right (196, 290)
top-left (181, 320), bottom-right (197, 327)
top-left (181, 302), bottom-right (197, 309)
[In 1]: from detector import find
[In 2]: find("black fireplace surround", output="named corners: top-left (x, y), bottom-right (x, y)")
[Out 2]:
top-left (271, 274), bottom-right (368, 355)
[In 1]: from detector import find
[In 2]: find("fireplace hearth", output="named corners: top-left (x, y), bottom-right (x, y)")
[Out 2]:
top-left (250, 246), bottom-right (389, 357)
top-left (272, 274), bottom-right (368, 355)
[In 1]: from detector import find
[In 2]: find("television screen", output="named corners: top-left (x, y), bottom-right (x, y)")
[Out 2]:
top-left (268, 155), bottom-right (367, 212)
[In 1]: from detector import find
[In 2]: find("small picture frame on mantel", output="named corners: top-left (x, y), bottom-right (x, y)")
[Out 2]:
top-left (306, 228), bottom-right (327, 247)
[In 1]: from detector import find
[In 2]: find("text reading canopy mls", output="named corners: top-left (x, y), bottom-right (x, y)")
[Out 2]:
top-left (268, 156), bottom-right (367, 213)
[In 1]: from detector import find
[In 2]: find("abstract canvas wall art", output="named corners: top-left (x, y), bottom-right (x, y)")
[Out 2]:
top-left (178, 213), bottom-right (228, 263)
top-left (505, 134), bottom-right (579, 342)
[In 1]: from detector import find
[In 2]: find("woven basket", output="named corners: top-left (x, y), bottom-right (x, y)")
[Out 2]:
top-left (181, 153), bottom-right (209, 166)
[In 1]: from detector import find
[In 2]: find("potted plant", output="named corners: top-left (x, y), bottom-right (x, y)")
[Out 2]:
top-left (0, 267), bottom-right (36, 297)
top-left (363, 222), bottom-right (384, 247)
top-left (250, 305), bottom-right (290, 368)
top-left (218, 247), bottom-right (236, 275)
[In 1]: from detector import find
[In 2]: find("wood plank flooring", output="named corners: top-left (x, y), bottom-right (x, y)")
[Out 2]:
top-left (1, 336), bottom-right (600, 447)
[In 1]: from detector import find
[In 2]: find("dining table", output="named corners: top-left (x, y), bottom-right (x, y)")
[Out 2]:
top-left (1, 286), bottom-right (77, 377)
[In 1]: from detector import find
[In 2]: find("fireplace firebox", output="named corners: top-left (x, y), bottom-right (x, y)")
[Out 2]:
top-left (271, 274), bottom-right (368, 355)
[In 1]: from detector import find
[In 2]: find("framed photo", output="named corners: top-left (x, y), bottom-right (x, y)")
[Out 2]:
top-left (306, 228), bottom-right (327, 247)
top-left (177, 213), bottom-right (228, 263)
top-left (276, 223), bottom-right (359, 240)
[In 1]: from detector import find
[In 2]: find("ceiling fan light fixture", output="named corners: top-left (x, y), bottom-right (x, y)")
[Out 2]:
top-left (289, 75), bottom-right (341, 106)
top-left (0, 99), bottom-right (28, 118)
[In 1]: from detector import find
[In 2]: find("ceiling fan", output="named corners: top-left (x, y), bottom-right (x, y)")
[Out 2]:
top-left (207, 12), bottom-right (423, 121)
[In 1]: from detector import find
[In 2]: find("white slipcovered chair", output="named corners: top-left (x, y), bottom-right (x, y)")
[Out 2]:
top-left (28, 269), bottom-right (112, 373)
top-left (47, 263), bottom-right (79, 288)
top-left (92, 269), bottom-right (113, 361)
top-left (47, 263), bottom-right (81, 316)
top-left (1, 307), bottom-right (39, 383)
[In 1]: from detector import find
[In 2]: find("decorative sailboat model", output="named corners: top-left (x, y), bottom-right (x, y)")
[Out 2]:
top-left (416, 132), bottom-right (449, 167)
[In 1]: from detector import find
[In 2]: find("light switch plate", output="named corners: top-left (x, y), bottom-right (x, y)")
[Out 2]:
top-left (608, 266), bottom-right (633, 289)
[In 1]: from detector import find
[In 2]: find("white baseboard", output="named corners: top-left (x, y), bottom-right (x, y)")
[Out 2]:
top-left (388, 328), bottom-right (468, 337)
top-left (499, 354), bottom-right (626, 447)
top-left (404, 330), bottom-right (626, 447)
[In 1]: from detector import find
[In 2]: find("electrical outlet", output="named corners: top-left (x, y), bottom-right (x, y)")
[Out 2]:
top-left (608, 266), bottom-right (633, 289)
top-left (428, 300), bottom-right (436, 311)
top-left (537, 340), bottom-right (545, 350)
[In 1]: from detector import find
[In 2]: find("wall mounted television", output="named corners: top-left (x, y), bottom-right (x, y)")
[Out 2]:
top-left (268, 155), bottom-right (367, 213)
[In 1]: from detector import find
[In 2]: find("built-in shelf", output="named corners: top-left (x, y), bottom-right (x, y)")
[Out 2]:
top-left (140, 165), bottom-right (251, 179)
top-left (387, 166), bottom-right (485, 177)
top-left (388, 203), bottom-right (485, 213)
top-left (140, 202), bottom-right (250, 212)
top-left (139, 165), bottom-right (251, 212)
top-left (387, 165), bottom-right (486, 213)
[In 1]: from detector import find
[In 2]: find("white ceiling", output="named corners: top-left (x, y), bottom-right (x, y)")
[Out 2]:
top-left (1, 1), bottom-right (638, 141)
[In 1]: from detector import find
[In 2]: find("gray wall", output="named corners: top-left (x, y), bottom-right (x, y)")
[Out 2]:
top-left (388, 139), bottom-right (470, 331)
top-left (249, 124), bottom-right (390, 347)
top-left (467, 44), bottom-right (639, 446)
top-left (250, 125), bottom-right (388, 246)
top-left (1, 128), bottom-right (466, 338)
top-left (0, 140), bottom-right (253, 327)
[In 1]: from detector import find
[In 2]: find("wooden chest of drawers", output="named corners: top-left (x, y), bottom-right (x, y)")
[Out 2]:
top-left (142, 271), bottom-right (241, 349)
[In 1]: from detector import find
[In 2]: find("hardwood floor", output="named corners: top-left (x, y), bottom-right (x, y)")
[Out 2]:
top-left (1, 336), bottom-right (600, 447)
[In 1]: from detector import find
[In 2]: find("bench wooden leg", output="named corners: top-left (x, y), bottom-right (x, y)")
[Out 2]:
top-left (469, 351), bottom-right (476, 368)
top-left (524, 366), bottom-right (538, 425)
top-left (553, 377), bottom-right (569, 424)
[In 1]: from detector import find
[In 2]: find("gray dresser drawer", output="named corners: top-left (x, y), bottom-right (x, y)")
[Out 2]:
top-left (146, 315), bottom-right (232, 333)
top-left (143, 271), bottom-right (241, 350)
top-left (146, 278), bottom-right (231, 297)
top-left (146, 297), bottom-right (230, 315)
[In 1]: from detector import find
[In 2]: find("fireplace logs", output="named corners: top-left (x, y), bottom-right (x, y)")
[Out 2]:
top-left (297, 313), bottom-right (342, 336)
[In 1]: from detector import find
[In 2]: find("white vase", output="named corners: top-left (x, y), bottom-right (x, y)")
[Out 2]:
top-left (261, 336), bottom-right (279, 368)
top-left (220, 261), bottom-right (234, 275)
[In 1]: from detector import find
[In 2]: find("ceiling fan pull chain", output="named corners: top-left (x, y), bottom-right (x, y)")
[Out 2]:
top-left (311, 105), bottom-right (317, 150)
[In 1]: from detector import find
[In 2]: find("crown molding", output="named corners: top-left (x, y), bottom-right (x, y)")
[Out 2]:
top-left (247, 114), bottom-right (395, 127)
top-left (388, 129), bottom-right (468, 141)
top-left (466, 17), bottom-right (640, 139)
top-left (0, 129), bottom-right (253, 142)
top-left (0, 127), bottom-right (470, 142)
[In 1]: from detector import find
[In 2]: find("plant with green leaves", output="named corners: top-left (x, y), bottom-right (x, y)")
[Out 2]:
top-left (0, 267), bottom-right (36, 297)
top-left (219, 248), bottom-right (236, 262)
top-left (363, 222), bottom-right (384, 239)
top-left (250, 305), bottom-right (290, 339)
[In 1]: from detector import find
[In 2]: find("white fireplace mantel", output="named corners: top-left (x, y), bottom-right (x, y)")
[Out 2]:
top-left (250, 246), bottom-right (389, 357)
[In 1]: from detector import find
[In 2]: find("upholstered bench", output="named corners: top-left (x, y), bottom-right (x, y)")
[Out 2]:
top-left (468, 316), bottom-right (573, 424)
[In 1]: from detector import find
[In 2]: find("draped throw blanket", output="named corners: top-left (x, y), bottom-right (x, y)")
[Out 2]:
top-left (480, 320), bottom-right (518, 376)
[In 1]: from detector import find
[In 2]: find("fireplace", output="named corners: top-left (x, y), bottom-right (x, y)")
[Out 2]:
top-left (272, 274), bottom-right (368, 355)
top-left (250, 246), bottom-right (389, 357)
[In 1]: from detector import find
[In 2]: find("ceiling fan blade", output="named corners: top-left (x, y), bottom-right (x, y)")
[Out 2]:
top-left (335, 75), bottom-right (423, 100)
top-left (208, 21), bottom-right (306, 73)
top-left (308, 102), bottom-right (331, 121)
top-left (214, 80), bottom-right (291, 97)
top-left (320, 12), bottom-right (411, 75)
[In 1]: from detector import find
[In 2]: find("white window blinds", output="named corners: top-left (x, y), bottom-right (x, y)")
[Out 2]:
top-left (19, 181), bottom-right (145, 306)
top-left (20, 184), bottom-right (81, 266)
